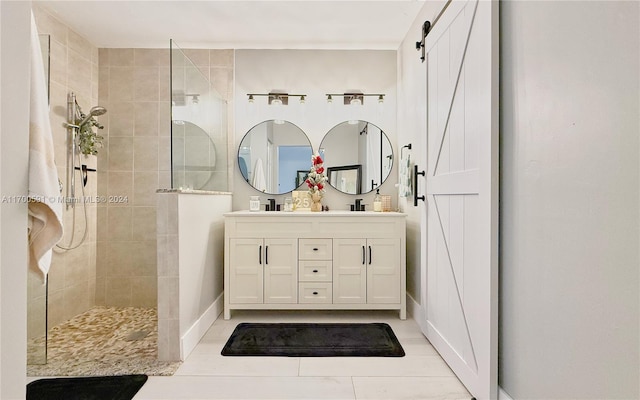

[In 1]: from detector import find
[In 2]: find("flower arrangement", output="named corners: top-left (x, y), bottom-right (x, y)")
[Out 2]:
top-left (76, 112), bottom-right (104, 156)
top-left (306, 153), bottom-right (327, 196)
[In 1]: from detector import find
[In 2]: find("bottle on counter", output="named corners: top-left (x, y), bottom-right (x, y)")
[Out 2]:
top-left (373, 189), bottom-right (382, 212)
top-left (249, 196), bottom-right (260, 211)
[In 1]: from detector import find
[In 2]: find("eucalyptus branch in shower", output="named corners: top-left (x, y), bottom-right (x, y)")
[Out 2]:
top-left (75, 112), bottom-right (104, 156)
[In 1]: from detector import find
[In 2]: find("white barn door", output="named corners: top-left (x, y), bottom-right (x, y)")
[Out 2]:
top-left (420, 0), bottom-right (498, 399)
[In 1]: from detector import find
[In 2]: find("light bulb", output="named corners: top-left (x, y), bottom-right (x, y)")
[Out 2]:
top-left (378, 95), bottom-right (384, 103)
top-left (350, 97), bottom-right (362, 106)
top-left (271, 98), bottom-right (283, 106)
top-left (248, 94), bottom-right (254, 103)
top-left (326, 94), bottom-right (333, 103)
top-left (299, 95), bottom-right (306, 104)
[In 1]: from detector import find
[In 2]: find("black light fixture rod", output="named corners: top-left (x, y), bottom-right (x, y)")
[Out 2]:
top-left (325, 93), bottom-right (385, 105)
top-left (246, 93), bottom-right (307, 98)
top-left (247, 92), bottom-right (307, 105)
top-left (325, 93), bottom-right (385, 97)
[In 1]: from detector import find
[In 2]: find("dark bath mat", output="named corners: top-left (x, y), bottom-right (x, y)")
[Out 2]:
top-left (27, 374), bottom-right (148, 400)
top-left (221, 322), bottom-right (405, 357)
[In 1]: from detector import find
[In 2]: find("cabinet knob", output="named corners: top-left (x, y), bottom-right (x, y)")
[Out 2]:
top-left (312, 248), bottom-right (318, 251)
top-left (313, 291), bottom-right (318, 295)
top-left (312, 269), bottom-right (318, 273)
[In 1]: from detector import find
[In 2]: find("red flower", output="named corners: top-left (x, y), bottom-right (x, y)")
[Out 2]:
top-left (316, 167), bottom-right (324, 174)
top-left (317, 183), bottom-right (324, 190)
top-left (313, 155), bottom-right (323, 165)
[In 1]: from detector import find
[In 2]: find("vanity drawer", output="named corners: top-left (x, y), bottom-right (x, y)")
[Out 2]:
top-left (299, 260), bottom-right (332, 282)
top-left (299, 239), bottom-right (333, 260)
top-left (298, 282), bottom-right (332, 304)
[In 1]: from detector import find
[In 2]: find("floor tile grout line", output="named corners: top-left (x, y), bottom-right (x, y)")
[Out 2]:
top-left (350, 376), bottom-right (358, 400)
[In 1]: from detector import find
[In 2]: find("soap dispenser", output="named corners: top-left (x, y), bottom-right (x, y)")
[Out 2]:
top-left (373, 189), bottom-right (382, 212)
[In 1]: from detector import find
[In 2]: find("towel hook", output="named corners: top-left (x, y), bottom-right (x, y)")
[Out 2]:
top-left (401, 144), bottom-right (412, 160)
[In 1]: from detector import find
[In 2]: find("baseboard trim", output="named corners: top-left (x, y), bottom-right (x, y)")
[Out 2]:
top-left (406, 293), bottom-right (429, 333)
top-left (180, 292), bottom-right (223, 360)
top-left (499, 386), bottom-right (514, 400)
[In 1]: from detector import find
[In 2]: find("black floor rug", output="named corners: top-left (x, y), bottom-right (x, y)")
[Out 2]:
top-left (27, 374), bottom-right (148, 400)
top-left (221, 322), bottom-right (405, 357)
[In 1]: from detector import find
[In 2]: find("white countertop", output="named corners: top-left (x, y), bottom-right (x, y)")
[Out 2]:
top-left (224, 210), bottom-right (406, 217)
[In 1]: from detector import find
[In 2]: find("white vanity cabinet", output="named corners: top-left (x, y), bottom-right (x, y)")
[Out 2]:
top-left (333, 238), bottom-right (401, 304)
top-left (224, 211), bottom-right (406, 319)
top-left (228, 238), bottom-right (297, 304)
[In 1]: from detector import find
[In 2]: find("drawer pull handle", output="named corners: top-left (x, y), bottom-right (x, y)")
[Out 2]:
top-left (312, 248), bottom-right (319, 251)
top-left (313, 291), bottom-right (318, 295)
top-left (312, 269), bottom-right (318, 273)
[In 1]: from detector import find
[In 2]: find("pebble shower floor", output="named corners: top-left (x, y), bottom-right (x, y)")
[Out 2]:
top-left (27, 306), bottom-right (181, 377)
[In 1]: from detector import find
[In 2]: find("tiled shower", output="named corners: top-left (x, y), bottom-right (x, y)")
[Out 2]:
top-left (28, 5), bottom-right (233, 367)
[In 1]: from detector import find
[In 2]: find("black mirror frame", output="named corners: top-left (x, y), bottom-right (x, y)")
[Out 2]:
top-left (327, 164), bottom-right (363, 195)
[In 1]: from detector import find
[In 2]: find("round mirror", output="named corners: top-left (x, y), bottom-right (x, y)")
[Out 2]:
top-left (320, 121), bottom-right (393, 194)
top-left (238, 120), bottom-right (313, 194)
top-left (172, 120), bottom-right (216, 190)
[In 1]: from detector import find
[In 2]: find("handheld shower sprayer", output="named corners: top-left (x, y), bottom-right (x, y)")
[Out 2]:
top-left (66, 105), bottom-right (107, 129)
top-left (78, 106), bottom-right (107, 127)
top-left (59, 93), bottom-right (108, 250)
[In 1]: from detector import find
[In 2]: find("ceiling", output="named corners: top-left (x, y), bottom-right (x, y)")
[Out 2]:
top-left (35, 1), bottom-right (427, 50)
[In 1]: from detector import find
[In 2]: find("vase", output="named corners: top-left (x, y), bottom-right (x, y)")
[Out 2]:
top-left (310, 192), bottom-right (323, 212)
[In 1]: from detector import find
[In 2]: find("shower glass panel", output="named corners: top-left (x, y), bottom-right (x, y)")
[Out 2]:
top-left (170, 40), bottom-right (228, 191)
top-left (27, 34), bottom-right (51, 365)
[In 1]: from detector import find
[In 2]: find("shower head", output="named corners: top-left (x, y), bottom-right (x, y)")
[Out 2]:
top-left (78, 106), bottom-right (107, 127)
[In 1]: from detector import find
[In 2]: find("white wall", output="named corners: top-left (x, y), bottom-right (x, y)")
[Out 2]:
top-left (178, 193), bottom-right (231, 359)
top-left (396, 1), bottom-right (446, 307)
top-left (234, 49), bottom-right (397, 211)
top-left (500, 1), bottom-right (639, 398)
top-left (0, 1), bottom-right (30, 398)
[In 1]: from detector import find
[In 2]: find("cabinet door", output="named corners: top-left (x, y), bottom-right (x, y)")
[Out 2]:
top-left (333, 238), bottom-right (367, 304)
top-left (263, 238), bottom-right (298, 304)
top-left (229, 238), bottom-right (263, 304)
top-left (366, 238), bottom-right (401, 304)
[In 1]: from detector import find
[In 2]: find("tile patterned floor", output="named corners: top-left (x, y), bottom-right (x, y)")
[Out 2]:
top-left (27, 306), bottom-right (181, 377)
top-left (134, 310), bottom-right (471, 400)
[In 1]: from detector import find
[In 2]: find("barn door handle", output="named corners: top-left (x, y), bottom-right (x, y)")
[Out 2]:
top-left (259, 245), bottom-right (262, 265)
top-left (413, 164), bottom-right (425, 206)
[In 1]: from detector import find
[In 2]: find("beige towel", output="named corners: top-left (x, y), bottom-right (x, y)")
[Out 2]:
top-left (28, 12), bottom-right (64, 282)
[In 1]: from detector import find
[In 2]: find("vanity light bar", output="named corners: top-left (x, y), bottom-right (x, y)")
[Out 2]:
top-left (325, 93), bottom-right (385, 105)
top-left (246, 93), bottom-right (307, 105)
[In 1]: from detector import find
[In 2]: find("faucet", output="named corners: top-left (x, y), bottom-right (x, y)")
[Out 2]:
top-left (354, 198), bottom-right (363, 211)
top-left (267, 198), bottom-right (276, 211)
